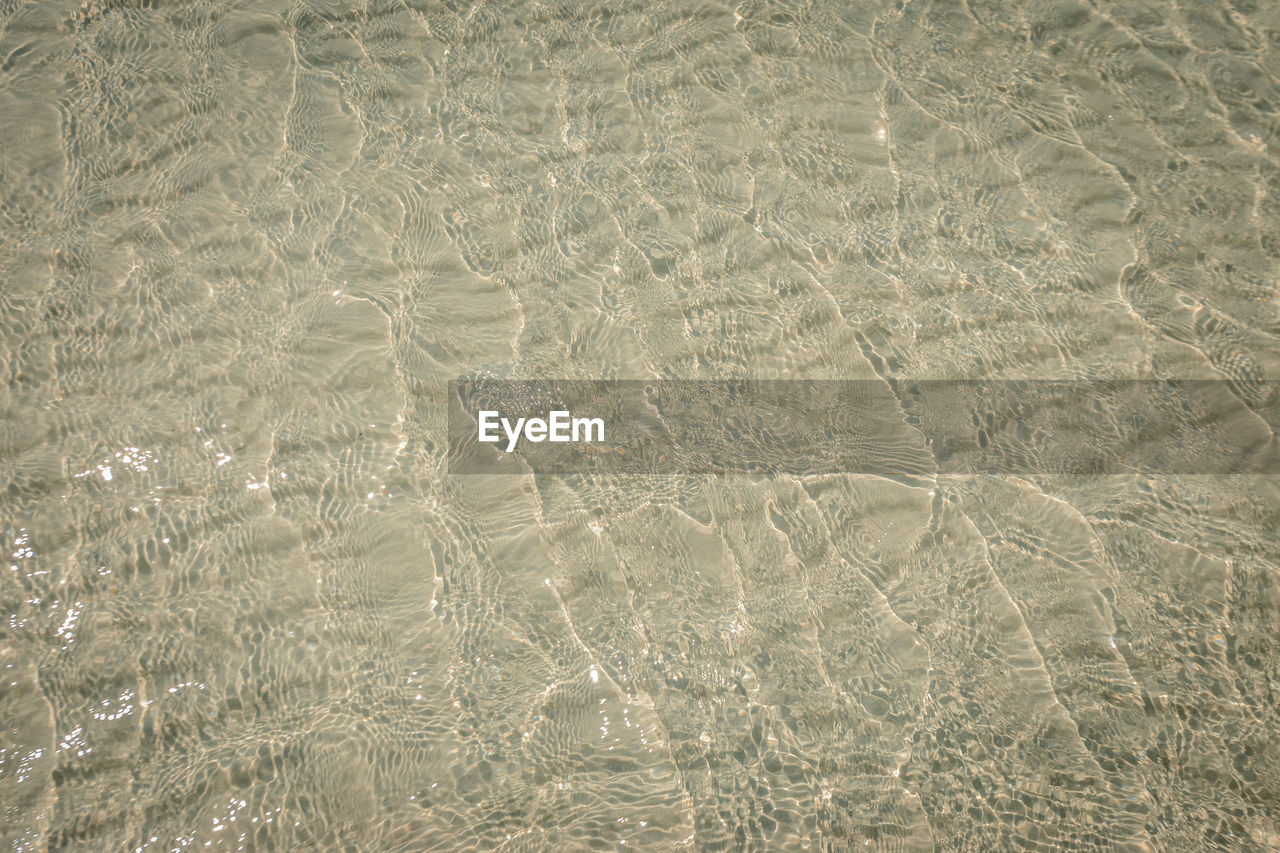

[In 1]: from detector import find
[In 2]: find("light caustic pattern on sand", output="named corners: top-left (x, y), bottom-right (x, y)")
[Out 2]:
top-left (0, 0), bottom-right (1278, 849)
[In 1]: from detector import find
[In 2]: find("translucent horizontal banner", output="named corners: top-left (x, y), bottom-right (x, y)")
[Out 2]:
top-left (447, 380), bottom-right (1279, 476)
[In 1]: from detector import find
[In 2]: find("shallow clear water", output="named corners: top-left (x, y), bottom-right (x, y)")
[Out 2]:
top-left (1, 0), bottom-right (1278, 849)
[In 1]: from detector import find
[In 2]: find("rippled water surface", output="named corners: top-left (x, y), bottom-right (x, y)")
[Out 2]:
top-left (2, 0), bottom-right (1279, 849)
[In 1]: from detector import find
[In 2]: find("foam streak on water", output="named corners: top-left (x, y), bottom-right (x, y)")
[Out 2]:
top-left (1, 0), bottom-right (1278, 849)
